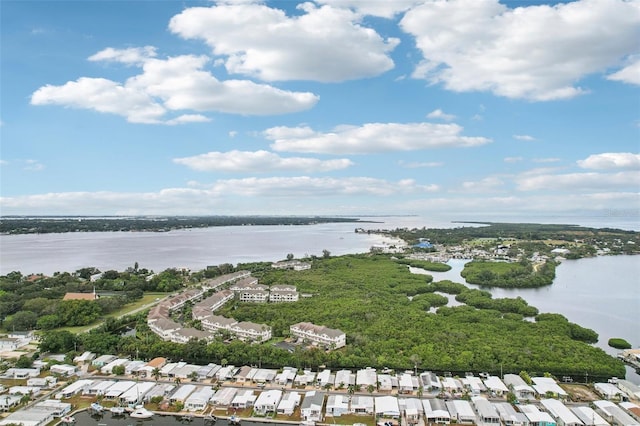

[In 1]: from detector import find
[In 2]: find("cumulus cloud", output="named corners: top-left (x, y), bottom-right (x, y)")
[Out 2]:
top-left (607, 56), bottom-right (640, 86)
top-left (173, 150), bottom-right (354, 173)
top-left (514, 134), bottom-right (536, 141)
top-left (316, 0), bottom-right (421, 18)
top-left (401, 0), bottom-right (640, 101)
top-left (265, 122), bottom-right (491, 154)
top-left (426, 109), bottom-right (456, 121)
top-left (31, 51), bottom-right (319, 122)
top-left (516, 170), bottom-right (640, 191)
top-left (169, 2), bottom-right (398, 82)
top-left (577, 152), bottom-right (640, 170)
top-left (31, 77), bottom-right (166, 124)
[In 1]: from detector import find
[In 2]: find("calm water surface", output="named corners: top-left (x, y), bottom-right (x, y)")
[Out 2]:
top-left (0, 222), bottom-right (400, 276)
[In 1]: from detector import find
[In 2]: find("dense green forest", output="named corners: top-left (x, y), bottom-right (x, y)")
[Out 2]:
top-left (0, 215), bottom-right (365, 234)
top-left (30, 253), bottom-right (624, 380)
top-left (460, 259), bottom-right (556, 288)
top-left (0, 267), bottom-right (188, 330)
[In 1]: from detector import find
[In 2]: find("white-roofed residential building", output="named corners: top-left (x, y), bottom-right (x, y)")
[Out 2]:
top-left (503, 374), bottom-right (536, 401)
top-left (519, 404), bottom-right (557, 426)
top-left (446, 399), bottom-right (477, 424)
top-left (375, 395), bottom-right (400, 418)
top-left (254, 389), bottom-right (282, 416)
top-left (592, 400), bottom-right (637, 426)
top-left (277, 391), bottom-right (300, 416)
top-left (423, 399), bottom-right (451, 424)
top-left (570, 406), bottom-right (609, 426)
top-left (594, 382), bottom-right (624, 400)
top-left (351, 395), bottom-right (375, 416)
top-left (540, 399), bottom-right (583, 426)
top-left (532, 377), bottom-right (567, 399)
top-left (170, 384), bottom-right (196, 404)
top-left (231, 389), bottom-right (256, 409)
top-left (185, 386), bottom-right (215, 411)
top-left (212, 387), bottom-right (238, 407)
top-left (55, 379), bottom-right (94, 399)
top-left (484, 376), bottom-right (509, 396)
top-left (494, 402), bottom-right (529, 426)
top-left (471, 396), bottom-right (500, 425)
top-left (326, 394), bottom-right (349, 417)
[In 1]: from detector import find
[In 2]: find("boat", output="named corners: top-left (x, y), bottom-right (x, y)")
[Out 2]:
top-left (130, 406), bottom-right (154, 419)
top-left (61, 415), bottom-right (76, 424)
top-left (110, 406), bottom-right (126, 416)
top-left (90, 402), bottom-right (105, 414)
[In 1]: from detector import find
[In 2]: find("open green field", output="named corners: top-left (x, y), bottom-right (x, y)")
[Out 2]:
top-left (59, 292), bottom-right (166, 333)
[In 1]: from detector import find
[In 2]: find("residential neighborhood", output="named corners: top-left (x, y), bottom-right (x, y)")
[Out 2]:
top-left (1, 355), bottom-right (639, 426)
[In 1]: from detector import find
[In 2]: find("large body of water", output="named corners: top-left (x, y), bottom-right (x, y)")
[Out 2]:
top-left (0, 221), bottom-right (401, 276)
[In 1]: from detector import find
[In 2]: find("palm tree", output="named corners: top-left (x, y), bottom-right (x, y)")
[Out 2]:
top-left (174, 376), bottom-right (182, 387)
top-left (152, 367), bottom-right (161, 382)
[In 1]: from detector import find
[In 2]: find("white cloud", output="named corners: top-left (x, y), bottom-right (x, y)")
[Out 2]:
top-left (24, 159), bottom-right (45, 171)
top-left (210, 176), bottom-right (439, 196)
top-left (31, 53), bottom-right (319, 122)
top-left (577, 152), bottom-right (640, 170)
top-left (607, 56), bottom-right (640, 86)
top-left (0, 177), bottom-right (439, 215)
top-left (0, 160), bottom-right (9, 166)
top-left (513, 134), bottom-right (536, 141)
top-left (459, 176), bottom-right (505, 193)
top-left (173, 150), bottom-right (354, 173)
top-left (401, 0), bottom-right (640, 101)
top-left (31, 77), bottom-right (166, 124)
top-left (532, 158), bottom-right (561, 163)
top-left (265, 122), bottom-right (491, 154)
top-left (504, 157), bottom-right (523, 163)
top-left (398, 160), bottom-right (443, 168)
top-left (316, 0), bottom-right (420, 18)
top-left (426, 108), bottom-right (456, 121)
top-left (88, 46), bottom-right (157, 65)
top-left (402, 192), bottom-right (640, 216)
top-left (168, 2), bottom-right (399, 82)
top-left (516, 170), bottom-right (640, 191)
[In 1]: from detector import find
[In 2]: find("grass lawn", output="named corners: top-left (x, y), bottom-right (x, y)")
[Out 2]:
top-left (59, 292), bottom-right (167, 334)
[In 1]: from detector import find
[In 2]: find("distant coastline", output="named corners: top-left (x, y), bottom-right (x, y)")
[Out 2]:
top-left (0, 215), bottom-right (377, 235)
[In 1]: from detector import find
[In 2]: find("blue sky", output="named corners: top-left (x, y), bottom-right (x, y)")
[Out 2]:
top-left (1, 0), bottom-right (639, 219)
